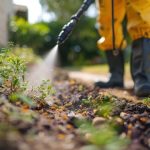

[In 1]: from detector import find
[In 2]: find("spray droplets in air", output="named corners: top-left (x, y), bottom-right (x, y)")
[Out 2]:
top-left (27, 45), bottom-right (59, 88)
top-left (44, 45), bottom-right (59, 69)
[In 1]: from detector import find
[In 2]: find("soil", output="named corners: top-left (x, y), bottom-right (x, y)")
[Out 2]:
top-left (0, 70), bottom-right (150, 150)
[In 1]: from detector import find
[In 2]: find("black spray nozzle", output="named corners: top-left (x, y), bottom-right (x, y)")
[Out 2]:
top-left (57, 0), bottom-right (94, 45)
top-left (57, 19), bottom-right (77, 45)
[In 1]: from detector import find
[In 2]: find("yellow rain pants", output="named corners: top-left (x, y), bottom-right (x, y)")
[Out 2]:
top-left (96, 0), bottom-right (150, 51)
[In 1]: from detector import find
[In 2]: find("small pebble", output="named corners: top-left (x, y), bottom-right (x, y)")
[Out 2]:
top-left (92, 117), bottom-right (106, 127)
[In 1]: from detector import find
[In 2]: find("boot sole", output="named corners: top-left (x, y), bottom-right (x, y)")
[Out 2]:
top-left (135, 91), bottom-right (150, 97)
top-left (95, 83), bottom-right (124, 89)
top-left (135, 86), bottom-right (150, 97)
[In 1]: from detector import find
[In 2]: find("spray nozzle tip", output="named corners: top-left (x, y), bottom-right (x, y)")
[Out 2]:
top-left (56, 41), bottom-right (62, 46)
top-left (56, 41), bottom-right (60, 45)
top-left (57, 38), bottom-right (64, 45)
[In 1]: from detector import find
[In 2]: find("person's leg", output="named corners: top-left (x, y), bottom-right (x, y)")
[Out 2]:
top-left (95, 50), bottom-right (124, 88)
top-left (127, 0), bottom-right (150, 96)
top-left (95, 0), bottom-right (126, 88)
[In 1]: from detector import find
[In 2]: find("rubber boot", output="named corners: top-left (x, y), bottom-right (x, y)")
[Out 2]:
top-left (95, 50), bottom-right (124, 88)
top-left (131, 38), bottom-right (150, 97)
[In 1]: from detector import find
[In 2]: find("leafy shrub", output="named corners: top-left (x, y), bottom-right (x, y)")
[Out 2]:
top-left (9, 17), bottom-right (50, 54)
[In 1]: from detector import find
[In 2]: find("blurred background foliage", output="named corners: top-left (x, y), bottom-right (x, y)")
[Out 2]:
top-left (9, 0), bottom-right (130, 66)
top-left (40, 0), bottom-right (83, 22)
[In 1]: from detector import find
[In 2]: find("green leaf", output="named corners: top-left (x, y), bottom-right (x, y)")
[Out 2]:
top-left (9, 93), bottom-right (35, 107)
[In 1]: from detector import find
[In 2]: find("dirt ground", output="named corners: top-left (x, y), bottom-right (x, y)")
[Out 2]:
top-left (0, 70), bottom-right (150, 150)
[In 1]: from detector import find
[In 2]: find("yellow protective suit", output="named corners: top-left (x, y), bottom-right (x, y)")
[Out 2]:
top-left (96, 0), bottom-right (150, 50)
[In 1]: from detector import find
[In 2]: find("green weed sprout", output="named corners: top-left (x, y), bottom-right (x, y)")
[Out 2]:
top-left (37, 80), bottom-right (55, 100)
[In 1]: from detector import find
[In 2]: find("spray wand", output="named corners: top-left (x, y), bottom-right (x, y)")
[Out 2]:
top-left (57, 0), bottom-right (94, 45)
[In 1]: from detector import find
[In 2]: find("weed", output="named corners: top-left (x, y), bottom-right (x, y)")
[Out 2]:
top-left (82, 96), bottom-right (92, 107)
top-left (77, 120), bottom-right (129, 150)
top-left (37, 80), bottom-right (55, 100)
top-left (96, 103), bottom-right (114, 118)
top-left (81, 95), bottom-right (114, 118)
top-left (0, 46), bottom-right (27, 93)
top-left (143, 97), bottom-right (150, 106)
top-left (9, 93), bottom-right (35, 107)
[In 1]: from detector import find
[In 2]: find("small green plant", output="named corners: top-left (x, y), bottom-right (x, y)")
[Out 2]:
top-left (82, 95), bottom-right (114, 118)
top-left (82, 96), bottom-right (92, 107)
top-left (143, 97), bottom-right (150, 106)
top-left (96, 103), bottom-right (114, 118)
top-left (0, 46), bottom-right (27, 93)
top-left (9, 93), bottom-right (35, 107)
top-left (37, 80), bottom-right (55, 100)
top-left (77, 120), bottom-right (129, 150)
